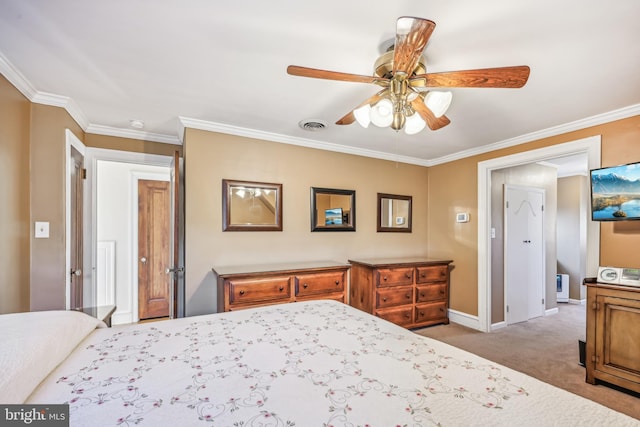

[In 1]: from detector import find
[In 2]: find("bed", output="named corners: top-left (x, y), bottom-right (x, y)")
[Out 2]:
top-left (2, 300), bottom-right (637, 426)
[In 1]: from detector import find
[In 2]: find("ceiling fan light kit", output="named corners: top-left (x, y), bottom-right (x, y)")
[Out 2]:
top-left (287, 16), bottom-right (530, 135)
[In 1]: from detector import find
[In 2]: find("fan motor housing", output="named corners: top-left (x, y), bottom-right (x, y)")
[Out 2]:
top-left (373, 50), bottom-right (427, 79)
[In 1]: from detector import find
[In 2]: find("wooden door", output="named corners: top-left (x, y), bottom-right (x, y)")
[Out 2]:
top-left (69, 146), bottom-right (84, 309)
top-left (138, 179), bottom-right (171, 320)
top-left (505, 185), bottom-right (545, 324)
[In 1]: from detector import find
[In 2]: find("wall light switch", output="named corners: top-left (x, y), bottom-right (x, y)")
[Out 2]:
top-left (35, 221), bottom-right (49, 238)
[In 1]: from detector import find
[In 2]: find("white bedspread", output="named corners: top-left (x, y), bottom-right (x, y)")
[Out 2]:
top-left (26, 300), bottom-right (638, 426)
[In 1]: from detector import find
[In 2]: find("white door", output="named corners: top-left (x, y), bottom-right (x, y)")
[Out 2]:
top-left (505, 185), bottom-right (545, 324)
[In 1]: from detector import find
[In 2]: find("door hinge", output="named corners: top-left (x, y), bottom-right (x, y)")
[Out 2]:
top-left (82, 168), bottom-right (87, 179)
top-left (541, 204), bottom-right (544, 211)
top-left (542, 298), bottom-right (545, 305)
top-left (506, 305), bottom-right (509, 313)
top-left (506, 201), bottom-right (509, 209)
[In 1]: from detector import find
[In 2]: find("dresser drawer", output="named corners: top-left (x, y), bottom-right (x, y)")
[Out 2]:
top-left (416, 265), bottom-right (449, 284)
top-left (415, 302), bottom-right (447, 323)
top-left (376, 306), bottom-right (414, 327)
top-left (416, 284), bottom-right (447, 303)
top-left (376, 286), bottom-right (413, 308)
top-left (375, 267), bottom-right (414, 287)
top-left (295, 271), bottom-right (345, 297)
top-left (227, 277), bottom-right (291, 305)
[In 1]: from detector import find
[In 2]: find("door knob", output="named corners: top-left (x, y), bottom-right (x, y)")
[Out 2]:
top-left (140, 257), bottom-right (147, 264)
top-left (72, 269), bottom-right (82, 276)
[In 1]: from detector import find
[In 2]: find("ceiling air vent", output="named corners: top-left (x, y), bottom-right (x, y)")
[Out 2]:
top-left (299, 119), bottom-right (327, 131)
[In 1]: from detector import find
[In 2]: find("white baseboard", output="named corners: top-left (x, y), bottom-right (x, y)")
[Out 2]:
top-left (111, 311), bottom-right (133, 326)
top-left (491, 321), bottom-right (507, 331)
top-left (569, 298), bottom-right (586, 305)
top-left (448, 308), bottom-right (481, 331)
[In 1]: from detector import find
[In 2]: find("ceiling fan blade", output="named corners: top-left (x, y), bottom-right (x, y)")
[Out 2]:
top-left (287, 65), bottom-right (385, 84)
top-left (413, 65), bottom-right (531, 88)
top-left (410, 97), bottom-right (450, 131)
top-left (392, 17), bottom-right (436, 75)
top-left (335, 90), bottom-right (388, 125)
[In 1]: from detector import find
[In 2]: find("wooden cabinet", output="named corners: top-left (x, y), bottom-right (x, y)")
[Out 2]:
top-left (348, 257), bottom-right (452, 329)
top-left (585, 282), bottom-right (640, 393)
top-left (214, 261), bottom-right (350, 312)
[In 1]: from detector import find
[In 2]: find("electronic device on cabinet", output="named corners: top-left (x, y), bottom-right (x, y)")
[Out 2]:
top-left (596, 266), bottom-right (640, 287)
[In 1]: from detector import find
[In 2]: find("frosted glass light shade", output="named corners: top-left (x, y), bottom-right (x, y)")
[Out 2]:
top-left (353, 104), bottom-right (371, 128)
top-left (424, 91), bottom-right (453, 118)
top-left (404, 112), bottom-right (426, 135)
top-left (370, 99), bottom-right (394, 127)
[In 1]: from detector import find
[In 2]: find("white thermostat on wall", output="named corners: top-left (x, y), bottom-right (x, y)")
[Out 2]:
top-left (456, 212), bottom-right (469, 223)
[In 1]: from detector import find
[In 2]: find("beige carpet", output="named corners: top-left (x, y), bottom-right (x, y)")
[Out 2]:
top-left (414, 303), bottom-right (640, 420)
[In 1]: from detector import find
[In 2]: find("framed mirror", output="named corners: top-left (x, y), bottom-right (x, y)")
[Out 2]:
top-left (222, 179), bottom-right (282, 231)
top-left (377, 193), bottom-right (412, 232)
top-left (311, 187), bottom-right (356, 232)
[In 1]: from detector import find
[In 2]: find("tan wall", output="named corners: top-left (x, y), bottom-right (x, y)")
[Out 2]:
top-left (0, 75), bottom-right (31, 313)
top-left (29, 104), bottom-right (85, 310)
top-left (428, 115), bottom-right (640, 316)
top-left (85, 134), bottom-right (182, 157)
top-left (183, 128), bottom-right (430, 316)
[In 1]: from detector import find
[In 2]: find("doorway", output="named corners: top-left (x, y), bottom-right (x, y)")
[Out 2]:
top-left (477, 136), bottom-right (601, 332)
top-left (504, 185), bottom-right (545, 324)
top-left (86, 148), bottom-right (174, 325)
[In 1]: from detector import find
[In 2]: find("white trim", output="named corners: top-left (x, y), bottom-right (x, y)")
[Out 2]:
top-left (477, 135), bottom-right (601, 332)
top-left (177, 116), bottom-right (429, 166)
top-left (545, 307), bottom-right (559, 316)
top-left (447, 308), bottom-right (480, 330)
top-left (96, 240), bottom-right (116, 306)
top-left (2, 50), bottom-right (637, 166)
top-left (87, 124), bottom-right (180, 145)
top-left (491, 321), bottom-right (507, 330)
top-left (65, 129), bottom-right (87, 310)
top-left (130, 171), bottom-right (170, 324)
top-left (569, 298), bottom-right (586, 305)
top-left (428, 104), bottom-right (639, 166)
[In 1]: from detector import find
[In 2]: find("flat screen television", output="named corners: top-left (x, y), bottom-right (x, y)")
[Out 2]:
top-left (324, 208), bottom-right (343, 225)
top-left (590, 161), bottom-right (640, 221)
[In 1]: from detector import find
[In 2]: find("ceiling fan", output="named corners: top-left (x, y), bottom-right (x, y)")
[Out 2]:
top-left (287, 16), bottom-right (530, 134)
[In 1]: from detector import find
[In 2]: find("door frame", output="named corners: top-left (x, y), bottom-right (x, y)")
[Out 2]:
top-left (65, 129), bottom-right (87, 310)
top-left (85, 148), bottom-right (173, 320)
top-left (476, 135), bottom-right (601, 332)
top-left (504, 184), bottom-right (546, 324)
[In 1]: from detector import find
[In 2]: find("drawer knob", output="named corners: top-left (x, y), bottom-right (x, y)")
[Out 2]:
top-left (440, 289), bottom-right (445, 294)
top-left (405, 293), bottom-right (411, 299)
top-left (335, 280), bottom-right (340, 285)
top-left (420, 293), bottom-right (425, 298)
top-left (421, 273), bottom-right (426, 278)
top-left (405, 273), bottom-right (411, 279)
top-left (383, 276), bottom-right (388, 281)
top-left (404, 313), bottom-right (411, 319)
top-left (303, 283), bottom-right (308, 288)
top-left (382, 297), bottom-right (387, 302)
top-left (239, 290), bottom-right (245, 295)
top-left (420, 311), bottom-right (425, 316)
top-left (279, 286), bottom-right (284, 291)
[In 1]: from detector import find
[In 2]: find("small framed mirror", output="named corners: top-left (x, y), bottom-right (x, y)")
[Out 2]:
top-left (311, 187), bottom-right (356, 232)
top-left (222, 179), bottom-right (282, 231)
top-left (377, 193), bottom-right (412, 232)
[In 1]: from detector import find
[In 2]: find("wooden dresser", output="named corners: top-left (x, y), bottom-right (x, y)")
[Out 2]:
top-left (213, 261), bottom-right (350, 312)
top-left (348, 257), bottom-right (453, 329)
top-left (585, 281), bottom-right (640, 393)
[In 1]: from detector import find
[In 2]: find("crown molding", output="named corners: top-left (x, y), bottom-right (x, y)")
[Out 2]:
top-left (86, 124), bottom-right (181, 145)
top-left (0, 51), bottom-right (38, 99)
top-left (31, 91), bottom-right (90, 130)
top-left (426, 104), bottom-right (640, 166)
top-left (178, 116), bottom-right (430, 166)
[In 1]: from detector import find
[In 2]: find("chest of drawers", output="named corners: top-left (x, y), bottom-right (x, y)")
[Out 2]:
top-left (348, 257), bottom-right (452, 329)
top-left (214, 261), bottom-right (350, 312)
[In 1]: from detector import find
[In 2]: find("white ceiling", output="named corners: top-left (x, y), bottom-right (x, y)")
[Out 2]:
top-left (1, 1), bottom-right (639, 166)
